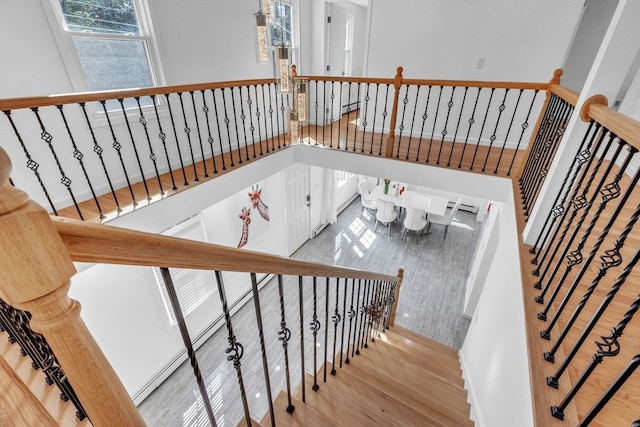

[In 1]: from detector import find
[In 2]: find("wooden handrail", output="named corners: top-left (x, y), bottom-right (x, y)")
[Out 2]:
top-left (0, 78), bottom-right (277, 110)
top-left (587, 103), bottom-right (640, 150)
top-left (549, 84), bottom-right (579, 106)
top-left (52, 216), bottom-right (399, 282)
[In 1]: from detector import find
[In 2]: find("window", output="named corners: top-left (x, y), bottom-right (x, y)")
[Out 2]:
top-left (152, 218), bottom-right (216, 326)
top-left (48, 0), bottom-right (161, 100)
top-left (269, 0), bottom-right (299, 67)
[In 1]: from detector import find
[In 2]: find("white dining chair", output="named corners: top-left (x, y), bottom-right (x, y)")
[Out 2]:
top-left (358, 180), bottom-right (378, 218)
top-left (401, 206), bottom-right (428, 243)
top-left (375, 199), bottom-right (397, 236)
top-left (426, 197), bottom-right (462, 239)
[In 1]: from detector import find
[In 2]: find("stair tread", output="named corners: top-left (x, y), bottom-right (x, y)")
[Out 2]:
top-left (388, 326), bottom-right (460, 359)
top-left (261, 391), bottom-right (338, 427)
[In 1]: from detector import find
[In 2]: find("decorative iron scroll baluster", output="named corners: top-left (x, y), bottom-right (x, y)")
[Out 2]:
top-left (310, 277), bottom-right (320, 391)
top-left (532, 129), bottom-right (611, 280)
top-left (535, 134), bottom-right (620, 301)
top-left (0, 298), bottom-right (88, 421)
top-left (437, 86), bottom-right (456, 165)
top-left (368, 83), bottom-right (377, 154)
top-left (364, 280), bottom-right (378, 347)
top-left (380, 84), bottom-right (390, 156)
top-left (481, 89), bottom-right (509, 172)
top-left (547, 243), bottom-right (640, 388)
top-left (250, 273), bottom-right (275, 424)
top-left (178, 91), bottom-right (200, 179)
top-left (447, 86), bottom-right (468, 167)
top-left (351, 279), bottom-right (362, 357)
top-left (544, 190), bottom-right (640, 362)
top-left (361, 83), bottom-right (370, 152)
top-left (458, 88), bottom-right (481, 168)
top-left (345, 83), bottom-right (352, 150)
top-left (268, 84), bottom-right (276, 152)
top-left (163, 94), bottom-right (191, 183)
top-left (337, 81), bottom-right (344, 149)
top-left (323, 276), bottom-right (329, 382)
top-left (118, 98), bottom-right (153, 198)
top-left (274, 90), bottom-right (282, 150)
top-left (539, 143), bottom-right (634, 324)
top-left (276, 275), bottom-right (295, 413)
top-left (210, 89), bottom-right (228, 169)
top-left (189, 91), bottom-right (209, 177)
top-left (200, 90), bottom-right (220, 174)
top-left (280, 93), bottom-right (288, 147)
top-left (345, 279), bottom-right (356, 364)
top-left (220, 88), bottom-right (236, 167)
top-left (385, 282), bottom-right (397, 329)
top-left (151, 95), bottom-right (179, 189)
top-left (426, 86), bottom-right (443, 163)
top-left (329, 82), bottom-right (336, 148)
top-left (331, 278), bottom-right (341, 375)
top-left (133, 97), bottom-right (165, 194)
top-left (253, 85), bottom-right (265, 156)
top-left (493, 89), bottom-right (522, 173)
top-left (339, 277), bottom-right (349, 367)
top-left (229, 87), bottom-right (245, 163)
top-left (469, 88), bottom-right (495, 170)
top-left (356, 279), bottom-right (369, 354)
top-left (232, 86), bottom-right (249, 162)
top-left (79, 102), bottom-right (122, 211)
top-left (506, 89), bottom-right (539, 176)
top-left (551, 291), bottom-right (640, 421)
top-left (213, 271), bottom-right (250, 424)
top-left (404, 85), bottom-right (421, 159)
top-left (298, 275), bottom-right (306, 403)
top-left (260, 84), bottom-right (270, 154)
top-left (322, 81), bottom-right (327, 148)
top-left (56, 104), bottom-right (104, 217)
top-left (578, 353), bottom-right (640, 427)
top-left (395, 85), bottom-right (410, 158)
top-left (244, 87), bottom-right (258, 159)
top-left (314, 81), bottom-right (319, 146)
top-left (31, 108), bottom-right (83, 218)
top-left (3, 111), bottom-right (56, 214)
top-left (415, 85), bottom-right (432, 161)
top-left (530, 121), bottom-right (600, 263)
top-left (160, 268), bottom-right (218, 427)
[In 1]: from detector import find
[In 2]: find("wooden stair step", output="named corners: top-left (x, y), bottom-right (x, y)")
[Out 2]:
top-left (342, 353), bottom-right (472, 426)
top-left (387, 326), bottom-right (460, 359)
top-left (364, 333), bottom-right (465, 387)
top-left (317, 363), bottom-right (446, 426)
top-left (382, 328), bottom-right (462, 371)
top-left (260, 390), bottom-right (338, 427)
top-left (294, 373), bottom-right (391, 426)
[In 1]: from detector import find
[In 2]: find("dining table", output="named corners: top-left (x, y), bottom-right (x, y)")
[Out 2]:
top-left (370, 185), bottom-right (449, 216)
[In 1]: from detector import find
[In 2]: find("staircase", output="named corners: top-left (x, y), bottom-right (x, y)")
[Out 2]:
top-left (255, 326), bottom-right (472, 427)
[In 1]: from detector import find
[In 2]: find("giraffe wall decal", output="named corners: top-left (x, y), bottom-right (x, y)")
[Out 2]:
top-left (249, 184), bottom-right (269, 222)
top-left (237, 207), bottom-right (251, 248)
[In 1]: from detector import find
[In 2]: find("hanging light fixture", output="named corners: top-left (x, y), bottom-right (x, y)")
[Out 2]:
top-left (262, 0), bottom-right (272, 16)
top-left (289, 109), bottom-right (300, 143)
top-left (293, 76), bottom-right (309, 123)
top-left (255, 12), bottom-right (270, 63)
top-left (278, 45), bottom-right (291, 93)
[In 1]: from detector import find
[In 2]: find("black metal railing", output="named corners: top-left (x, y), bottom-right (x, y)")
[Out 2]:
top-left (156, 267), bottom-right (399, 426)
top-left (524, 97), bottom-right (640, 425)
top-left (0, 297), bottom-right (88, 421)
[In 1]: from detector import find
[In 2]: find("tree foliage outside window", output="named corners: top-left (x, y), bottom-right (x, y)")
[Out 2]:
top-left (270, 1), bottom-right (292, 47)
top-left (59, 0), bottom-right (140, 34)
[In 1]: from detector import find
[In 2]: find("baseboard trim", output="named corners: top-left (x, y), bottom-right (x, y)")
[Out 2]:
top-left (459, 349), bottom-right (482, 427)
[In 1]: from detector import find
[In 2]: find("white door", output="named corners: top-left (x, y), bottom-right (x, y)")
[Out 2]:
top-left (325, 3), bottom-right (351, 124)
top-left (284, 163), bottom-right (311, 255)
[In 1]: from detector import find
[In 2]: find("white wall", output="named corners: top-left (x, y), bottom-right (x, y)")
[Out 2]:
top-left (365, 0), bottom-right (583, 81)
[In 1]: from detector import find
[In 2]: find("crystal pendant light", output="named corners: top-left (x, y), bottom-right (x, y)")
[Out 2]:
top-left (278, 45), bottom-right (291, 93)
top-left (255, 12), bottom-right (269, 63)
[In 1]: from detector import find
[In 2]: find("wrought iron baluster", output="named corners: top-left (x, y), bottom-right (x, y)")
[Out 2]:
top-left (530, 121), bottom-right (599, 261)
top-left (535, 134), bottom-right (621, 301)
top-left (210, 89), bottom-right (228, 169)
top-left (310, 277), bottom-right (321, 391)
top-left (268, 84), bottom-right (276, 152)
top-left (363, 280), bottom-right (376, 347)
top-left (151, 95), bottom-right (179, 189)
top-left (298, 275), bottom-right (306, 403)
top-left (322, 81), bottom-right (327, 148)
top-left (189, 91), bottom-right (209, 177)
top-left (163, 94), bottom-right (190, 183)
top-left (176, 93), bottom-right (200, 181)
top-left (280, 93), bottom-right (288, 147)
top-left (275, 275), bottom-right (295, 413)
top-left (244, 87), bottom-right (257, 159)
top-left (481, 89), bottom-right (509, 172)
top-left (532, 129), bottom-right (611, 280)
top-left (220, 88), bottom-right (236, 167)
top-left (494, 89), bottom-right (523, 174)
top-left (230, 87), bottom-right (246, 163)
top-left (544, 198), bottom-right (640, 362)
top-left (314, 81), bottom-right (319, 146)
top-left (274, 90), bottom-right (282, 150)
top-left (506, 89), bottom-right (539, 177)
top-left (329, 81), bottom-right (336, 148)
top-left (261, 84), bottom-right (270, 153)
top-left (253, 85), bottom-right (264, 156)
top-left (356, 279), bottom-right (370, 353)
top-left (437, 86), bottom-right (456, 165)
top-left (31, 108), bottom-right (83, 218)
top-left (361, 83), bottom-right (370, 153)
top-left (404, 85), bottom-right (421, 159)
top-left (547, 243), bottom-right (640, 388)
top-left (331, 278), bottom-right (341, 375)
top-left (577, 353), bottom-right (640, 426)
top-left (539, 145), bottom-right (636, 326)
top-left (458, 88), bottom-right (481, 168)
top-left (56, 104), bottom-right (104, 217)
top-left (426, 86), bottom-right (444, 163)
top-left (379, 84), bottom-right (390, 156)
top-left (133, 97), bottom-right (165, 193)
top-left (118, 98), bottom-right (153, 198)
top-left (79, 102), bottom-right (122, 211)
top-left (199, 90), bottom-right (219, 174)
top-left (337, 81), bottom-right (344, 149)
top-left (385, 282), bottom-right (397, 329)
top-left (469, 88), bottom-right (495, 170)
top-left (395, 85), bottom-right (410, 158)
top-left (447, 86), bottom-right (468, 167)
top-left (339, 277), bottom-right (348, 368)
top-left (3, 111), bottom-right (56, 214)
top-left (345, 279), bottom-right (357, 364)
top-left (415, 84), bottom-right (433, 162)
top-left (345, 83), bottom-right (352, 150)
top-left (368, 83), bottom-right (377, 154)
top-left (160, 268), bottom-right (218, 427)
top-left (551, 291), bottom-right (640, 420)
top-left (323, 277), bottom-right (330, 382)
top-left (351, 279), bottom-right (362, 358)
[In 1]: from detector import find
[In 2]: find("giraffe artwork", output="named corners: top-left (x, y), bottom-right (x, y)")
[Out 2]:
top-left (237, 207), bottom-right (251, 248)
top-left (248, 184), bottom-right (269, 221)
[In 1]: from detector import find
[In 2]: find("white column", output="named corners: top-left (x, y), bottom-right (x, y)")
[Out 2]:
top-left (523, 0), bottom-right (640, 244)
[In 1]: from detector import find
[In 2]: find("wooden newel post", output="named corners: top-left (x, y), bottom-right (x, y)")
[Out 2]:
top-left (389, 268), bottom-right (404, 327)
top-left (385, 66), bottom-right (404, 158)
top-left (0, 148), bottom-right (146, 426)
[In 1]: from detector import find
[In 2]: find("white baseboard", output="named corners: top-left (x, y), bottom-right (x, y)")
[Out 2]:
top-left (459, 349), bottom-right (482, 427)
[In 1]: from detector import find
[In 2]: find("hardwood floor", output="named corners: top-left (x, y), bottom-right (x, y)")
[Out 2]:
top-left (137, 199), bottom-right (481, 426)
